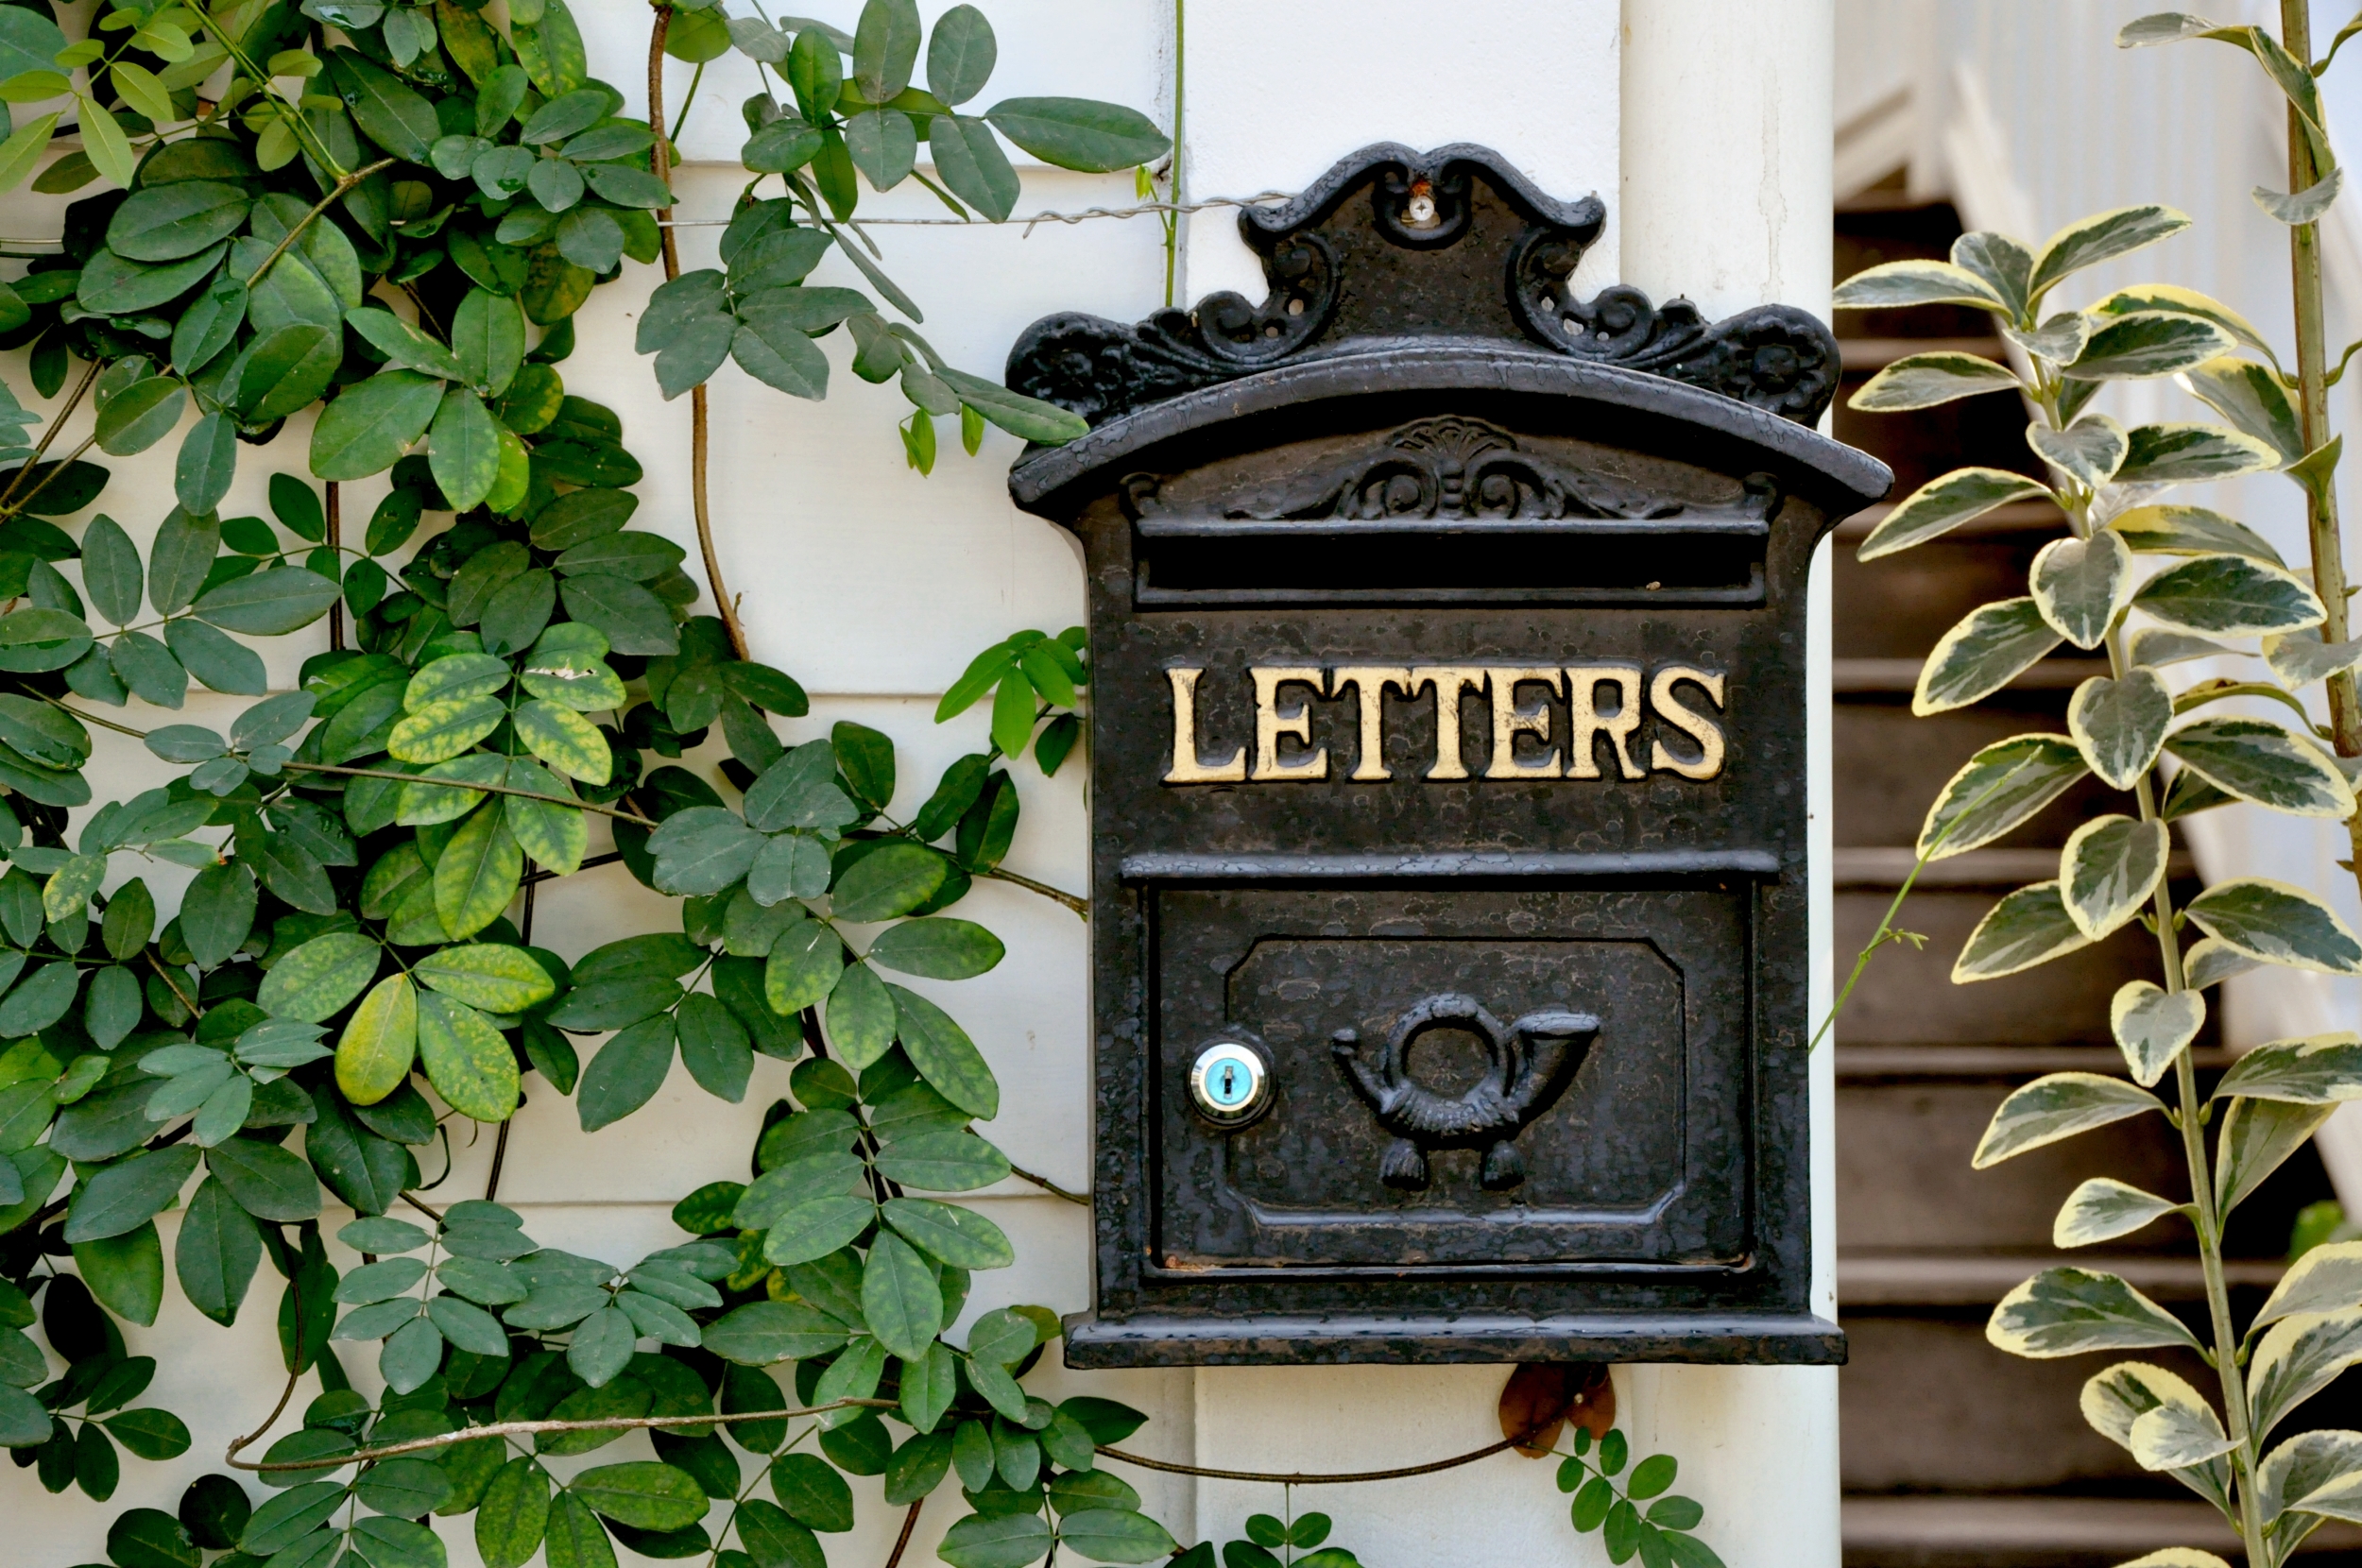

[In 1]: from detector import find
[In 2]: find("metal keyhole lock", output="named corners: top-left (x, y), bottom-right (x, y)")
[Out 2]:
top-left (1189, 1036), bottom-right (1274, 1128)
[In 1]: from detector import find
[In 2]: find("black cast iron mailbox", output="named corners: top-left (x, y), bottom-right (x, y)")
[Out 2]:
top-left (1003, 145), bottom-right (1891, 1366)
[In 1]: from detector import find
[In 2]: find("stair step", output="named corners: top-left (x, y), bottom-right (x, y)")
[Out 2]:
top-left (1839, 335), bottom-right (2011, 370)
top-left (1833, 698), bottom-right (2114, 849)
top-left (1833, 847), bottom-right (2196, 888)
top-left (1833, 657), bottom-right (2103, 692)
top-left (1838, 1045), bottom-right (2236, 1080)
top-left (1834, 890), bottom-right (2161, 1043)
top-left (1841, 1496), bottom-right (2362, 1567)
top-left (1840, 1252), bottom-right (2282, 1306)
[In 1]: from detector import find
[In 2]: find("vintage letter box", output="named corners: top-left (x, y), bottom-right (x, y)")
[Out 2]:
top-left (1004, 145), bottom-right (1891, 1365)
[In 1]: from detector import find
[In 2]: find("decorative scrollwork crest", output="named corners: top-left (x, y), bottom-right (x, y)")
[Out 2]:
top-left (1003, 143), bottom-right (1840, 429)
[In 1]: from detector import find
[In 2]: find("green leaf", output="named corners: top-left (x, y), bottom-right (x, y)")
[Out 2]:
top-left (175, 1175), bottom-right (262, 1325)
top-left (1831, 257), bottom-right (2010, 313)
top-left (2063, 312), bottom-right (2232, 380)
top-left (832, 841), bottom-right (949, 921)
top-left (2115, 422), bottom-right (2280, 485)
top-left (929, 113), bottom-right (1020, 221)
top-left (330, 48), bottom-right (439, 162)
top-left (74, 1221), bottom-right (164, 1325)
top-left (937, 366), bottom-right (1089, 444)
top-left (1057, 1508), bottom-right (1175, 1564)
top-left (571, 1461), bottom-right (710, 1530)
top-left (94, 377), bottom-right (186, 456)
top-left (766, 920), bottom-right (846, 1013)
top-left (861, 1231), bottom-right (943, 1360)
top-left (258, 931), bottom-right (382, 1023)
top-left (1849, 350), bottom-right (2020, 411)
top-left (337, 968), bottom-right (420, 1100)
top-left (430, 387), bottom-right (504, 513)
top-left (702, 1301), bottom-right (847, 1365)
top-left (64, 1143), bottom-right (198, 1241)
top-left (939, 1509), bottom-right (1053, 1568)
top-left (888, 983), bottom-right (998, 1117)
top-left (2111, 980), bottom-right (2205, 1087)
top-left (193, 565), bottom-right (343, 636)
top-left (2068, 671), bottom-right (2173, 790)
top-left (2164, 717), bottom-right (2354, 818)
top-left (2061, 815), bottom-right (2168, 940)
top-left (1987, 1266), bottom-right (2199, 1357)
top-left (883, 1196), bottom-right (1013, 1269)
top-left (2186, 878), bottom-right (2362, 976)
top-left (826, 962), bottom-right (896, 1070)
top-left (844, 107), bottom-right (916, 190)
top-left (417, 992), bottom-right (521, 1120)
top-left (2055, 1176), bottom-right (2181, 1249)
top-left (2110, 504), bottom-right (2285, 565)
top-left (647, 806), bottom-right (762, 896)
top-left (866, 917), bottom-right (1003, 979)
top-left (204, 1135), bottom-right (321, 1222)
top-left (311, 370), bottom-right (445, 480)
top-left (852, 0), bottom-right (922, 101)
top-left (577, 1014), bottom-right (676, 1132)
top-left (2213, 1033), bottom-right (2362, 1104)
top-left (1914, 598), bottom-right (2062, 715)
top-left (543, 1488), bottom-right (620, 1568)
top-left (872, 1128), bottom-right (1008, 1191)
top-left (2028, 205), bottom-right (2191, 298)
top-left (416, 945), bottom-right (557, 1012)
top-left (760, 1195), bottom-right (875, 1268)
top-left (344, 306), bottom-right (466, 380)
top-left (1973, 1071), bottom-right (2164, 1167)
top-left (477, 1458), bottom-right (551, 1568)
top-left (927, 5), bottom-right (996, 103)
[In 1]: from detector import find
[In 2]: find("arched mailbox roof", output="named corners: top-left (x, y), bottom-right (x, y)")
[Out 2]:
top-left (1008, 338), bottom-right (1892, 523)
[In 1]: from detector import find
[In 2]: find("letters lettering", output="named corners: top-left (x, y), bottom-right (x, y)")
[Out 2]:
top-left (1164, 661), bottom-right (1728, 786)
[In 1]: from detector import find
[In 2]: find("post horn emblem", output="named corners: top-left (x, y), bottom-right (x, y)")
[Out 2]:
top-left (1332, 993), bottom-right (1597, 1192)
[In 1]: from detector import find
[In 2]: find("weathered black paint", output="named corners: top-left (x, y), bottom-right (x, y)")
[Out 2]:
top-left (1006, 145), bottom-right (1891, 1366)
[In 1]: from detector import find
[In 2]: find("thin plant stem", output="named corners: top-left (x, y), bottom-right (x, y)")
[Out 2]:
top-left (1165, 0), bottom-right (1183, 307)
top-left (244, 159), bottom-right (396, 290)
top-left (2036, 362), bottom-right (2268, 1568)
top-left (978, 865), bottom-right (1087, 917)
top-left (670, 58), bottom-right (706, 145)
top-left (278, 763), bottom-right (656, 827)
top-left (325, 481), bottom-right (343, 651)
top-left (2277, 2), bottom-right (2362, 894)
top-left (229, 1397), bottom-right (901, 1469)
top-left (882, 1500), bottom-right (924, 1568)
top-left (0, 432), bottom-right (96, 520)
top-left (0, 356), bottom-right (99, 510)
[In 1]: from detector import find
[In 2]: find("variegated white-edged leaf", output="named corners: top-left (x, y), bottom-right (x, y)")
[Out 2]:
top-left (2130, 1396), bottom-right (2238, 1471)
top-left (2029, 205), bottom-right (2192, 298)
top-left (1916, 734), bottom-right (2088, 860)
top-left (2214, 1032), bottom-right (2362, 1104)
top-left (2165, 720), bottom-right (2355, 818)
top-left (2027, 413), bottom-right (2127, 487)
top-left (1988, 1266), bottom-right (2200, 1357)
top-left (2178, 355), bottom-right (2302, 464)
top-left (2030, 530), bottom-right (2132, 648)
top-left (2183, 935), bottom-right (2261, 990)
top-left (2110, 980), bottom-right (2204, 1086)
top-left (1915, 598), bottom-right (2063, 716)
top-left (1857, 469), bottom-right (2052, 561)
top-left (2186, 878), bottom-right (2362, 974)
top-left (2110, 1553), bottom-right (2232, 1568)
top-left (2061, 814), bottom-right (2168, 940)
top-left (2134, 553), bottom-right (2324, 635)
top-left (1952, 230), bottom-right (2033, 317)
top-left (1831, 258), bottom-right (2011, 313)
top-left (2260, 1241), bottom-right (2362, 1327)
top-left (2217, 1097), bottom-right (2334, 1217)
top-left (2069, 671), bottom-right (2173, 789)
top-left (1850, 351), bottom-right (2024, 411)
top-left (2109, 503), bottom-right (2285, 564)
top-left (2081, 1360), bottom-right (2237, 1516)
top-left (2251, 1309), bottom-right (2362, 1440)
top-left (2092, 282), bottom-right (2280, 366)
top-left (2257, 165), bottom-right (2344, 226)
top-left (2264, 627), bottom-right (2362, 688)
top-left (2261, 1427), bottom-right (2362, 1527)
top-left (2115, 423), bottom-right (2282, 485)
top-left (2064, 312), bottom-right (2234, 381)
top-left (1972, 1071), bottom-right (2162, 1167)
top-left (2130, 628), bottom-right (2247, 669)
top-left (2005, 312), bottom-right (2093, 367)
top-left (2054, 1177), bottom-right (2182, 1248)
top-left (1954, 880), bottom-right (2093, 982)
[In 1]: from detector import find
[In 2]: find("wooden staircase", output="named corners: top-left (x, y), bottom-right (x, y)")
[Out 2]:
top-left (1827, 191), bottom-right (2353, 1567)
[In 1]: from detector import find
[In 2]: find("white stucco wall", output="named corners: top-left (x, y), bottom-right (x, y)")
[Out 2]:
top-left (17, 3), bottom-right (1848, 1563)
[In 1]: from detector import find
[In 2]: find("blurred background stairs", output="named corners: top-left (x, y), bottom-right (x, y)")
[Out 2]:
top-left (1827, 179), bottom-right (2354, 1568)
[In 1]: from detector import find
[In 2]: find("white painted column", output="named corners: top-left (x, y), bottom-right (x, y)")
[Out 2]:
top-left (1621, 5), bottom-right (1845, 1565)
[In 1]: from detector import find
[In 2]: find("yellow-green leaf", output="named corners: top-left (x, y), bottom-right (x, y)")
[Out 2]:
top-left (435, 804), bottom-right (523, 940)
top-left (387, 693), bottom-right (505, 764)
top-left (512, 697), bottom-right (611, 784)
top-left (414, 943), bottom-right (556, 1012)
top-left (336, 973), bottom-right (419, 1105)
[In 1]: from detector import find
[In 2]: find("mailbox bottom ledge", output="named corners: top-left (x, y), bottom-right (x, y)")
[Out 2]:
top-left (1060, 1311), bottom-right (1845, 1367)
